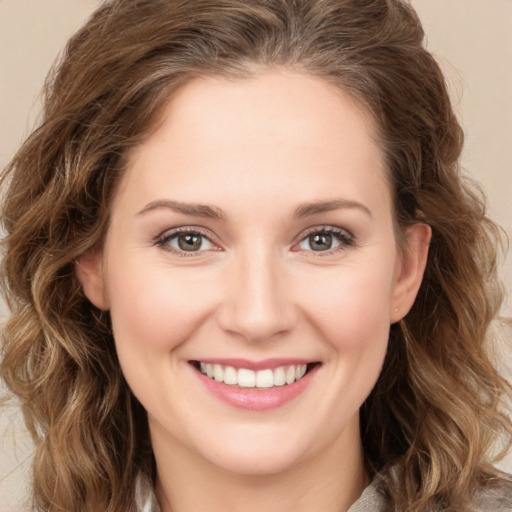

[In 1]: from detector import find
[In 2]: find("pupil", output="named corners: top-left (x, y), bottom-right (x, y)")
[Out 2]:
top-left (178, 233), bottom-right (202, 251)
top-left (310, 233), bottom-right (332, 251)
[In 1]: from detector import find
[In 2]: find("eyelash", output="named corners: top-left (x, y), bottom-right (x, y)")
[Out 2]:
top-left (154, 225), bottom-right (355, 256)
top-left (294, 226), bottom-right (355, 255)
top-left (155, 226), bottom-right (217, 257)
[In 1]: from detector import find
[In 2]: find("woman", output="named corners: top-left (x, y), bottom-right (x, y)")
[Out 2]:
top-left (1, 0), bottom-right (511, 511)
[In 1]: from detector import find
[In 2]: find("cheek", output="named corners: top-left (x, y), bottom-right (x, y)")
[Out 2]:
top-left (106, 257), bottom-right (215, 354)
top-left (296, 260), bottom-right (395, 352)
top-left (300, 262), bottom-right (395, 417)
top-left (105, 260), bottom-right (219, 415)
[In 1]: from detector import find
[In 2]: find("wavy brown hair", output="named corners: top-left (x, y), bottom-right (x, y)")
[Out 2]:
top-left (1, 0), bottom-right (511, 511)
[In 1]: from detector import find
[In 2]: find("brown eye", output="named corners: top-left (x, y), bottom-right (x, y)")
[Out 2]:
top-left (309, 233), bottom-right (333, 251)
top-left (177, 233), bottom-right (204, 251)
top-left (157, 230), bottom-right (215, 253)
top-left (296, 227), bottom-right (354, 253)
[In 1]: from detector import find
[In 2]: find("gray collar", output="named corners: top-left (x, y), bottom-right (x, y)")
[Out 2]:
top-left (137, 474), bottom-right (385, 512)
top-left (347, 476), bottom-right (386, 512)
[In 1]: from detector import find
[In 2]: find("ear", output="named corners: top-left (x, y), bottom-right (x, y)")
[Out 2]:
top-left (75, 250), bottom-right (110, 310)
top-left (390, 223), bottom-right (431, 323)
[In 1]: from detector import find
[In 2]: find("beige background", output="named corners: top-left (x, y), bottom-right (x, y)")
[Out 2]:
top-left (1, 0), bottom-right (511, 510)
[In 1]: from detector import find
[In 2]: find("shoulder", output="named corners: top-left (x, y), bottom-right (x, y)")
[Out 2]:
top-left (361, 473), bottom-right (512, 512)
top-left (471, 478), bottom-right (512, 512)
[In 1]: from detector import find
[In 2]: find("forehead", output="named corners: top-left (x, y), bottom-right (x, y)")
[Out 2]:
top-left (145, 70), bottom-right (381, 160)
top-left (116, 70), bottom-right (391, 218)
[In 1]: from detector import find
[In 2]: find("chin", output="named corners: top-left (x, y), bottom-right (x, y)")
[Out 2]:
top-left (195, 428), bottom-right (312, 477)
top-left (208, 448), bottom-right (303, 477)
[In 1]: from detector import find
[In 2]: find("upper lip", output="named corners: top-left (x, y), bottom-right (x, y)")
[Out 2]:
top-left (190, 358), bottom-right (317, 371)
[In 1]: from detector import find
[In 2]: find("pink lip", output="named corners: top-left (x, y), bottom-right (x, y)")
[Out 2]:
top-left (193, 358), bottom-right (311, 371)
top-left (191, 363), bottom-right (320, 411)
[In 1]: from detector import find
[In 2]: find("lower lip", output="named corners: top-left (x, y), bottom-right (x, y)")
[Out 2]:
top-left (193, 365), bottom-right (319, 411)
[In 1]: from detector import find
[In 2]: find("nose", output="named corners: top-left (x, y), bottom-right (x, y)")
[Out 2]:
top-left (217, 246), bottom-right (298, 343)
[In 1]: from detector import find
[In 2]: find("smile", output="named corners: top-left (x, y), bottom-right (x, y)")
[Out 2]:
top-left (190, 359), bottom-right (320, 410)
top-left (197, 362), bottom-right (310, 389)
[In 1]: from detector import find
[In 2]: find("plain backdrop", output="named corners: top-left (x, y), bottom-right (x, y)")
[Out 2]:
top-left (1, 1), bottom-right (511, 510)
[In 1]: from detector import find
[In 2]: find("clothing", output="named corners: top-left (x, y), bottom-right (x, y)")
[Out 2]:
top-left (134, 477), bottom-right (387, 511)
top-left (473, 478), bottom-right (512, 511)
top-left (135, 480), bottom-right (386, 512)
top-left (136, 475), bottom-right (159, 512)
top-left (347, 476), bottom-right (512, 512)
top-left (346, 477), bottom-right (386, 511)
top-left (137, 473), bottom-right (512, 512)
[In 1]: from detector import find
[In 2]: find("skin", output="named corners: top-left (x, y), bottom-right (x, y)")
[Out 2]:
top-left (77, 70), bottom-right (430, 511)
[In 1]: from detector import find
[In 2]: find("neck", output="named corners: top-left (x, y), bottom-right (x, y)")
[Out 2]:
top-left (152, 419), bottom-right (369, 512)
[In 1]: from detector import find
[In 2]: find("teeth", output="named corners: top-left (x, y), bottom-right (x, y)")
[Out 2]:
top-left (273, 366), bottom-right (286, 386)
top-left (224, 366), bottom-right (238, 385)
top-left (285, 365), bottom-right (296, 385)
top-left (238, 368), bottom-right (256, 388)
top-left (296, 364), bottom-right (307, 380)
top-left (197, 362), bottom-right (311, 388)
top-left (255, 369), bottom-right (273, 388)
top-left (213, 364), bottom-right (224, 382)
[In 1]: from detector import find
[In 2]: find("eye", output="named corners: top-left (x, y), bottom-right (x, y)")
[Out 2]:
top-left (156, 228), bottom-right (216, 254)
top-left (296, 227), bottom-right (354, 253)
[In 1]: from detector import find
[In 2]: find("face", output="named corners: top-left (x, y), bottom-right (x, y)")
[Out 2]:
top-left (78, 71), bottom-right (429, 477)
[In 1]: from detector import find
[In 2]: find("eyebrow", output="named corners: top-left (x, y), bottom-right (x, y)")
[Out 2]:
top-left (293, 199), bottom-right (372, 219)
top-left (136, 197), bottom-right (372, 221)
top-left (136, 200), bottom-right (225, 220)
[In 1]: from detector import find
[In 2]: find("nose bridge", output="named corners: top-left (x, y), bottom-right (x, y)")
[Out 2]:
top-left (218, 242), bottom-right (296, 342)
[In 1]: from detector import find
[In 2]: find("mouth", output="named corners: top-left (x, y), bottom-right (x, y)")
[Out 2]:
top-left (190, 360), bottom-right (320, 390)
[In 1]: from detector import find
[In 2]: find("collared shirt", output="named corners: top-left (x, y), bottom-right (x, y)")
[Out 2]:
top-left (135, 476), bottom-right (385, 512)
top-left (136, 473), bottom-right (512, 511)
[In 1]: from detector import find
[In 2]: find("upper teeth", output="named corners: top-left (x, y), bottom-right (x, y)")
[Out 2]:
top-left (199, 363), bottom-right (308, 388)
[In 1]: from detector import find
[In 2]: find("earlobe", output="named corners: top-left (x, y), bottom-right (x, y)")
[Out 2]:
top-left (390, 223), bottom-right (431, 323)
top-left (75, 250), bottom-right (110, 310)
